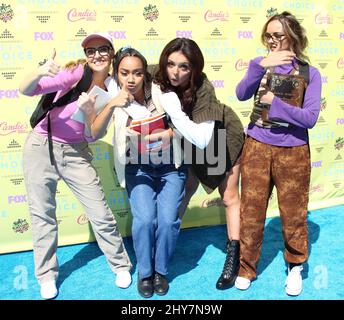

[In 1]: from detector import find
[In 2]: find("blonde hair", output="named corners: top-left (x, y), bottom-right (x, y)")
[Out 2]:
top-left (261, 11), bottom-right (310, 62)
top-left (64, 59), bottom-right (87, 69)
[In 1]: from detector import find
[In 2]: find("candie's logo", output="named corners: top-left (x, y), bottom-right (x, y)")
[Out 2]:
top-left (204, 10), bottom-right (229, 22)
top-left (67, 8), bottom-right (96, 22)
top-left (337, 57), bottom-right (344, 69)
top-left (309, 184), bottom-right (324, 193)
top-left (334, 137), bottom-right (344, 151)
top-left (77, 214), bottom-right (89, 225)
top-left (143, 4), bottom-right (159, 21)
top-left (201, 197), bottom-right (224, 208)
top-left (12, 219), bottom-right (29, 234)
top-left (315, 13), bottom-right (332, 24)
top-left (0, 3), bottom-right (14, 23)
top-left (0, 121), bottom-right (28, 136)
top-left (235, 59), bottom-right (249, 71)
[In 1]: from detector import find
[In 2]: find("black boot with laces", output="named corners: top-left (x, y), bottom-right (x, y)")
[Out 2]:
top-left (216, 239), bottom-right (240, 290)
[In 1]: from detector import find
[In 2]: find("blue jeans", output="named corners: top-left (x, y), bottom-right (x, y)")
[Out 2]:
top-left (125, 163), bottom-right (187, 279)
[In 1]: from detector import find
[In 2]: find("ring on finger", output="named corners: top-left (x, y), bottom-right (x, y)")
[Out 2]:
top-left (38, 58), bottom-right (48, 66)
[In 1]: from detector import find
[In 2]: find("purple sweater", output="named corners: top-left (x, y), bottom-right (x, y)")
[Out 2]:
top-left (236, 56), bottom-right (322, 147)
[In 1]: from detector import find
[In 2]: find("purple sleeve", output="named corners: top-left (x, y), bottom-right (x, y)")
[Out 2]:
top-left (29, 64), bottom-right (84, 96)
top-left (268, 66), bottom-right (322, 129)
top-left (235, 56), bottom-right (266, 101)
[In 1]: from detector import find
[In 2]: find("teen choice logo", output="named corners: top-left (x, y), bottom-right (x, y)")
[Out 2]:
top-left (12, 219), bottom-right (29, 234)
top-left (143, 4), bottom-right (159, 21)
top-left (266, 7), bottom-right (278, 18)
top-left (0, 3), bottom-right (14, 23)
top-left (334, 137), bottom-right (344, 151)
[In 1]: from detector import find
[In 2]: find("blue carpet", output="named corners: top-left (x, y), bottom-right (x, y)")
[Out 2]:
top-left (0, 205), bottom-right (343, 300)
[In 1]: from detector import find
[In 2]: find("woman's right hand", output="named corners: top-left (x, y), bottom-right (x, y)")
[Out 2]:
top-left (77, 92), bottom-right (98, 116)
top-left (37, 48), bottom-right (60, 78)
top-left (259, 50), bottom-right (296, 68)
top-left (108, 88), bottom-right (134, 108)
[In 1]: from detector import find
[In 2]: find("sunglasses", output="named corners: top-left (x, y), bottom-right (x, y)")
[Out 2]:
top-left (84, 45), bottom-right (112, 58)
top-left (264, 32), bottom-right (286, 42)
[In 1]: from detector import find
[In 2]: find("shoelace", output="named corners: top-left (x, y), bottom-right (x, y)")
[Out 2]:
top-left (289, 266), bottom-right (303, 275)
top-left (222, 246), bottom-right (237, 276)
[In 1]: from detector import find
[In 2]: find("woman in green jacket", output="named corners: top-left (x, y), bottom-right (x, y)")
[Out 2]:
top-left (153, 38), bottom-right (245, 289)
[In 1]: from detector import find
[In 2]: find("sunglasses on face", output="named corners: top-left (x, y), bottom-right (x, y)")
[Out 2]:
top-left (84, 45), bottom-right (112, 58)
top-left (264, 32), bottom-right (286, 42)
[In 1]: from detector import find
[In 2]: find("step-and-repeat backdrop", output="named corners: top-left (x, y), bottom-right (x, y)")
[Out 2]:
top-left (1, 0), bottom-right (343, 254)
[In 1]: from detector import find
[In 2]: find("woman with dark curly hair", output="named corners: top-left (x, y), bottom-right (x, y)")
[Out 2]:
top-left (152, 38), bottom-right (245, 290)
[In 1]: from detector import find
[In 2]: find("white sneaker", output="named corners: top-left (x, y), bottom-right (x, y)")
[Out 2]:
top-left (40, 280), bottom-right (58, 300)
top-left (235, 276), bottom-right (251, 290)
top-left (115, 270), bottom-right (132, 289)
top-left (285, 265), bottom-right (303, 296)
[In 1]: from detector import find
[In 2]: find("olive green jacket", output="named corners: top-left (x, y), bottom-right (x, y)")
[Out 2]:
top-left (149, 65), bottom-right (244, 193)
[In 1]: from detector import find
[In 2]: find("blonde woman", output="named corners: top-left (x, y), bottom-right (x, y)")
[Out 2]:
top-left (19, 33), bottom-right (132, 299)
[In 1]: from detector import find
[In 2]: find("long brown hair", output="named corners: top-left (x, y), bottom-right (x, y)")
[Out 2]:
top-left (154, 38), bottom-right (204, 114)
top-left (261, 11), bottom-right (309, 62)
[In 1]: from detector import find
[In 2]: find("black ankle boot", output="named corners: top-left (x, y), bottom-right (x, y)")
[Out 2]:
top-left (216, 239), bottom-right (240, 290)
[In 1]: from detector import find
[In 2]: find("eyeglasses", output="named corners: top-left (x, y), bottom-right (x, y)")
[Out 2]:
top-left (264, 32), bottom-right (286, 42)
top-left (84, 45), bottom-right (112, 58)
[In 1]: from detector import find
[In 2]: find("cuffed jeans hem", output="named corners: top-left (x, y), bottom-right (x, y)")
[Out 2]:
top-left (138, 271), bottom-right (154, 280)
top-left (155, 269), bottom-right (168, 276)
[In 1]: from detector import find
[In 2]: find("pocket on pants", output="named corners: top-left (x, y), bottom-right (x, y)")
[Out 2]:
top-left (67, 143), bottom-right (93, 162)
top-left (24, 132), bottom-right (45, 153)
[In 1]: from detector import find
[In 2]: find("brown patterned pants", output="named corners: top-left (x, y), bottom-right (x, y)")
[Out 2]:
top-left (239, 136), bottom-right (311, 280)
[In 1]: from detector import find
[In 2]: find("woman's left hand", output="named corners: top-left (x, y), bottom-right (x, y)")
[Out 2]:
top-left (144, 128), bottom-right (173, 153)
top-left (260, 91), bottom-right (275, 105)
top-left (144, 128), bottom-right (174, 142)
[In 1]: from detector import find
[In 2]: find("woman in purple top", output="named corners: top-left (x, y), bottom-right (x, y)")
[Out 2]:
top-left (19, 33), bottom-right (132, 299)
top-left (234, 11), bottom-right (321, 296)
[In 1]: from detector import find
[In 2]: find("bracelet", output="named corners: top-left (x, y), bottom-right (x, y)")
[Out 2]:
top-left (38, 58), bottom-right (47, 66)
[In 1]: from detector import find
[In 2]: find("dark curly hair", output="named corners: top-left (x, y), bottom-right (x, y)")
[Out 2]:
top-left (154, 38), bottom-right (205, 115)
